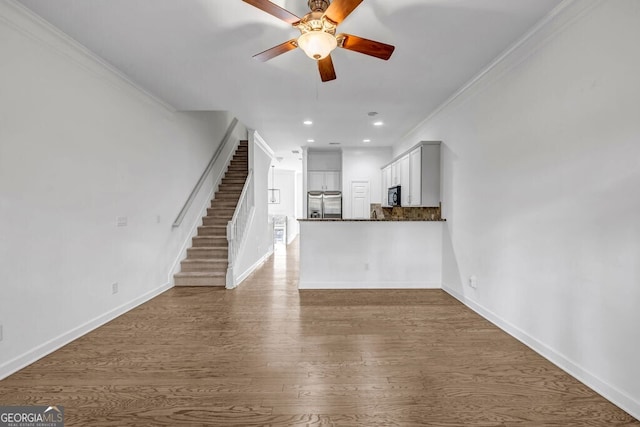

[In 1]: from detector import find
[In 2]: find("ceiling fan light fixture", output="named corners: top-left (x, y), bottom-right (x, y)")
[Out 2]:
top-left (298, 30), bottom-right (337, 60)
top-left (245, 0), bottom-right (395, 81)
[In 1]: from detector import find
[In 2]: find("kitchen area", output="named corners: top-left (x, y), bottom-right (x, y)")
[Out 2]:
top-left (298, 142), bottom-right (445, 289)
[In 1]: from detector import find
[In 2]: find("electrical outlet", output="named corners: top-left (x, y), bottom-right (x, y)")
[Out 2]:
top-left (112, 282), bottom-right (119, 294)
top-left (364, 262), bottom-right (370, 271)
top-left (116, 216), bottom-right (128, 227)
top-left (469, 275), bottom-right (478, 289)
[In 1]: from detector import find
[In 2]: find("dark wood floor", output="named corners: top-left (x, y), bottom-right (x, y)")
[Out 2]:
top-left (1, 239), bottom-right (638, 426)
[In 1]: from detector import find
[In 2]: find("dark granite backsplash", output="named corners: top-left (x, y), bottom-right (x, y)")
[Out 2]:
top-left (370, 203), bottom-right (442, 220)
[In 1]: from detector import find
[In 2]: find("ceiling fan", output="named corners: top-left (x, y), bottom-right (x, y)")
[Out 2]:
top-left (243, 0), bottom-right (395, 82)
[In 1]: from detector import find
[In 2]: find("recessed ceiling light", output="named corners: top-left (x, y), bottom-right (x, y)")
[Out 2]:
top-left (307, 139), bottom-right (315, 143)
top-left (368, 112), bottom-right (378, 117)
top-left (303, 120), bottom-right (313, 125)
top-left (373, 121), bottom-right (384, 126)
top-left (363, 139), bottom-right (371, 143)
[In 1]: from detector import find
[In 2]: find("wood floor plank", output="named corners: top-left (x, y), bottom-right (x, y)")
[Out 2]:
top-left (0, 239), bottom-right (637, 426)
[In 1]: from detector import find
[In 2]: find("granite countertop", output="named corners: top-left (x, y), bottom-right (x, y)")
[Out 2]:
top-left (299, 205), bottom-right (446, 222)
top-left (298, 218), bottom-right (446, 222)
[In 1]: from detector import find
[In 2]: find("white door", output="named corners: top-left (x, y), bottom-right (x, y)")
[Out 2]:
top-left (351, 181), bottom-right (370, 219)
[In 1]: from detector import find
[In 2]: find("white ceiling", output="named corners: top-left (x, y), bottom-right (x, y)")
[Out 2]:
top-left (18, 0), bottom-right (562, 170)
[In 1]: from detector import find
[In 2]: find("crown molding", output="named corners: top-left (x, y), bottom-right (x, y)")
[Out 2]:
top-left (0, 0), bottom-right (176, 114)
top-left (401, 0), bottom-right (605, 141)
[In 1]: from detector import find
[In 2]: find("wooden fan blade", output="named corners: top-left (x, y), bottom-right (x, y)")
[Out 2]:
top-left (242, 0), bottom-right (300, 24)
top-left (339, 34), bottom-right (395, 60)
top-left (253, 39), bottom-right (298, 62)
top-left (324, 0), bottom-right (363, 24)
top-left (318, 55), bottom-right (337, 82)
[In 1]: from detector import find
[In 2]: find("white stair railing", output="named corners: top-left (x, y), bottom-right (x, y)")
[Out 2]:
top-left (226, 169), bottom-right (254, 288)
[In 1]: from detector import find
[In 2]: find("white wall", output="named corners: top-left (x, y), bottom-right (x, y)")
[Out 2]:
top-left (0, 2), bottom-right (243, 378)
top-left (230, 132), bottom-right (275, 285)
top-left (395, 0), bottom-right (640, 418)
top-left (268, 168), bottom-right (300, 243)
top-left (342, 148), bottom-right (393, 219)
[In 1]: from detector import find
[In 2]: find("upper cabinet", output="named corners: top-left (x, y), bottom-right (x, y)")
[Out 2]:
top-left (307, 150), bottom-right (341, 172)
top-left (399, 154), bottom-right (411, 206)
top-left (308, 171), bottom-right (341, 191)
top-left (409, 148), bottom-right (422, 206)
top-left (307, 150), bottom-right (342, 192)
top-left (381, 165), bottom-right (392, 203)
top-left (381, 142), bottom-right (441, 207)
top-left (419, 143), bottom-right (441, 206)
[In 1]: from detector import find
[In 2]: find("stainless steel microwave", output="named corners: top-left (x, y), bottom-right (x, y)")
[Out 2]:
top-left (388, 186), bottom-right (401, 207)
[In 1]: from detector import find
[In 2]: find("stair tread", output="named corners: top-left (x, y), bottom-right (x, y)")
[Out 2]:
top-left (189, 246), bottom-right (228, 250)
top-left (175, 271), bottom-right (226, 277)
top-left (194, 236), bottom-right (227, 239)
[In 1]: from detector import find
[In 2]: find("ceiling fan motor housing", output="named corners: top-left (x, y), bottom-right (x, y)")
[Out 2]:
top-left (308, 0), bottom-right (330, 12)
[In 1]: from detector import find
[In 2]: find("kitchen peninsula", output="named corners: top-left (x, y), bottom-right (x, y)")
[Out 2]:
top-left (298, 213), bottom-right (445, 290)
top-left (299, 142), bottom-right (444, 290)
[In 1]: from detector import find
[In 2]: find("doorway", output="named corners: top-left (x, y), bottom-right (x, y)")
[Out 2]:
top-left (351, 181), bottom-right (370, 219)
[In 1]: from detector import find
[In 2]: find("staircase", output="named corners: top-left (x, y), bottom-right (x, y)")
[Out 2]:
top-left (174, 141), bottom-right (248, 287)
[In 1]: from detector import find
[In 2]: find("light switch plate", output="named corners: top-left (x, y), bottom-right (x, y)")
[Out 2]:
top-left (469, 275), bottom-right (478, 289)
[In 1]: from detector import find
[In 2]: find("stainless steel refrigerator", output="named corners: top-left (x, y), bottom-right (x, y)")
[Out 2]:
top-left (307, 191), bottom-right (342, 219)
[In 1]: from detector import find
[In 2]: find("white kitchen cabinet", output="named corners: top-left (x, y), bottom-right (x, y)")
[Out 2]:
top-left (308, 171), bottom-right (324, 191)
top-left (381, 142), bottom-right (440, 207)
top-left (399, 154), bottom-right (411, 206)
top-left (307, 150), bottom-right (341, 171)
top-left (419, 143), bottom-right (440, 207)
top-left (308, 171), bottom-right (341, 191)
top-left (391, 161), bottom-right (400, 186)
top-left (324, 171), bottom-right (341, 191)
top-left (409, 147), bottom-right (422, 206)
top-left (382, 165), bottom-right (392, 203)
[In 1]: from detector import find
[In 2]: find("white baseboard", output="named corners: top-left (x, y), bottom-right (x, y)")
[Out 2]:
top-left (0, 282), bottom-right (173, 380)
top-left (298, 281), bottom-right (441, 290)
top-left (443, 284), bottom-right (640, 421)
top-left (227, 248), bottom-right (274, 289)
